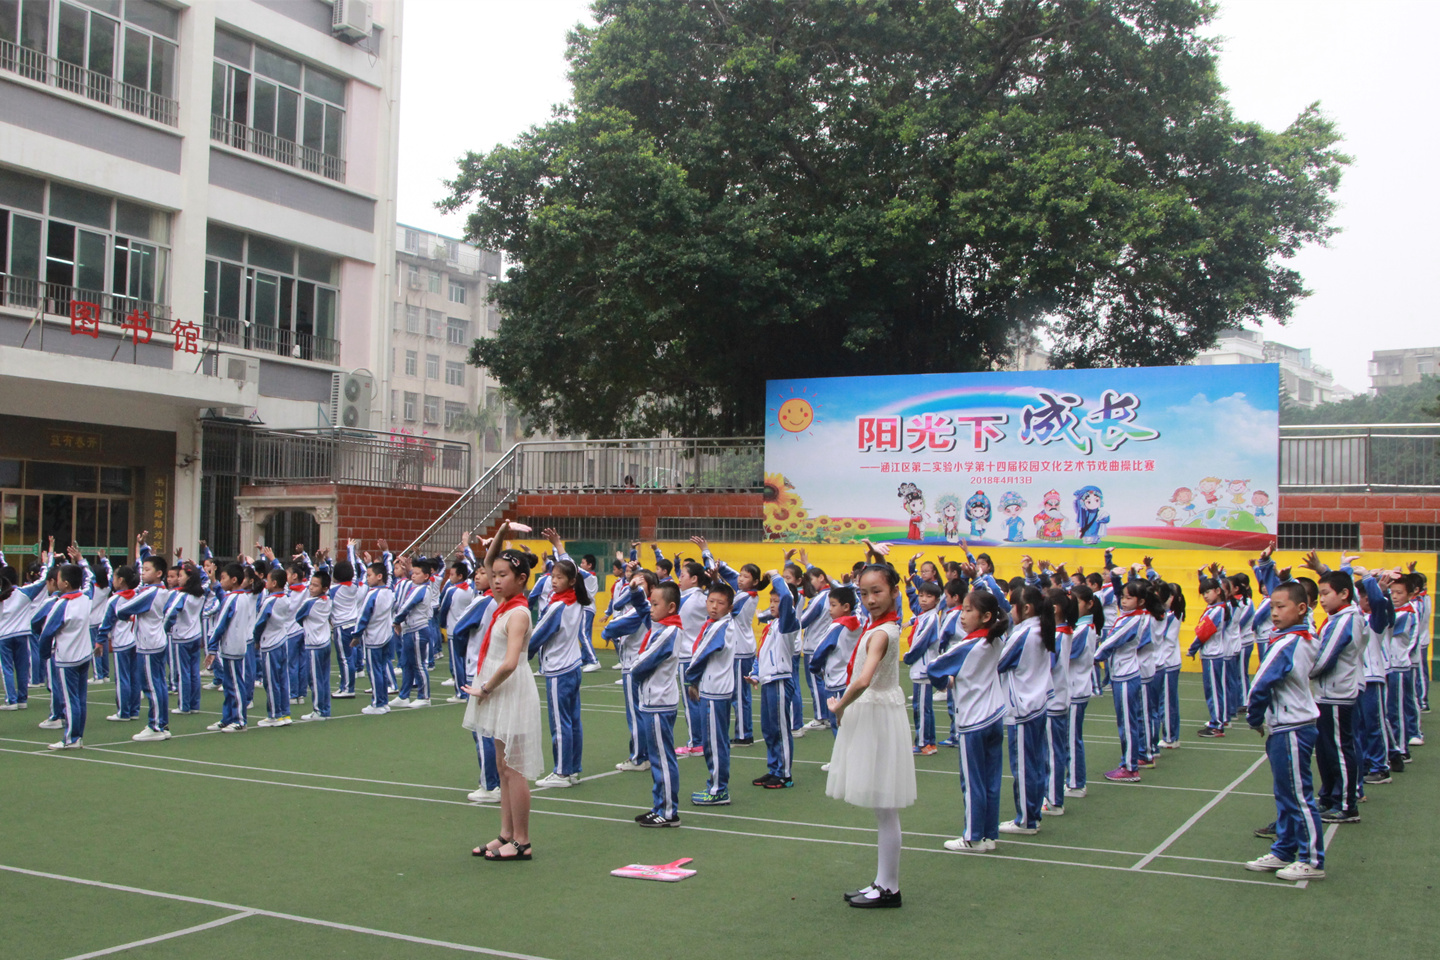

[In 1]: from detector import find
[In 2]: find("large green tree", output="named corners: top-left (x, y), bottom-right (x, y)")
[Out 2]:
top-left (443, 0), bottom-right (1348, 437)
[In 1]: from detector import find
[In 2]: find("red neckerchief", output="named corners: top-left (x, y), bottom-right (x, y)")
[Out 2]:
top-left (549, 588), bottom-right (577, 606)
top-left (847, 609), bottom-right (899, 683)
top-left (1396, 602), bottom-right (1416, 614)
top-left (117, 589), bottom-right (137, 600)
top-left (61, 591), bottom-right (83, 600)
top-left (1272, 625), bottom-right (1313, 642)
top-left (963, 628), bottom-right (990, 642)
top-left (455, 581), bottom-right (471, 591)
top-left (288, 583), bottom-right (306, 593)
top-left (832, 615), bottom-right (861, 632)
top-left (335, 580), bottom-right (352, 587)
top-left (1056, 624), bottom-right (1074, 635)
top-left (640, 614), bottom-right (683, 654)
top-left (477, 594), bottom-right (529, 672)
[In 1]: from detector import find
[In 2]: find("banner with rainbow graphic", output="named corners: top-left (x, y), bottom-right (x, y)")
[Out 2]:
top-left (764, 364), bottom-right (1280, 550)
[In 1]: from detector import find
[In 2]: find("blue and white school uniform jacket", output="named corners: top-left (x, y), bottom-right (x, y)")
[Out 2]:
top-left (1252, 595), bottom-right (1274, 649)
top-left (631, 619), bottom-right (681, 712)
top-left (1154, 612), bottom-right (1182, 671)
top-left (1356, 575), bottom-right (1394, 684)
top-left (811, 617), bottom-right (862, 692)
top-left (901, 606), bottom-right (942, 684)
top-left (1093, 610), bottom-right (1151, 684)
top-left (453, 594), bottom-right (497, 679)
top-left (927, 629), bottom-right (1005, 732)
top-left (253, 590), bottom-right (296, 651)
top-left (35, 590), bottom-right (94, 667)
top-left (676, 586), bottom-right (708, 661)
top-left (393, 579), bottom-right (431, 634)
top-left (1310, 603), bottom-right (1362, 705)
top-left (684, 618), bottom-right (735, 699)
top-left (97, 591), bottom-right (138, 651)
top-left (1188, 604), bottom-right (1228, 660)
top-left (163, 591), bottom-right (205, 643)
top-left (1247, 626), bottom-right (1320, 732)
top-left (1393, 602), bottom-right (1420, 668)
top-left (1046, 625), bottom-right (1075, 715)
top-left (0, 578), bottom-right (51, 640)
top-left (528, 595), bottom-right (584, 678)
top-left (88, 557), bottom-right (113, 632)
top-left (354, 587), bottom-right (396, 649)
top-left (601, 585), bottom-right (651, 673)
top-left (1068, 616), bottom-right (1098, 703)
top-left (328, 563), bottom-right (366, 631)
top-left (115, 582), bottom-right (171, 656)
top-left (707, 554), bottom-right (758, 659)
top-left (438, 580), bottom-right (479, 638)
top-left (1224, 599), bottom-right (1254, 659)
top-left (207, 590), bottom-right (255, 660)
top-left (997, 616), bottom-right (1052, 723)
top-left (755, 588), bottom-right (801, 685)
top-left (294, 595), bottom-right (333, 649)
top-left (798, 584), bottom-right (832, 655)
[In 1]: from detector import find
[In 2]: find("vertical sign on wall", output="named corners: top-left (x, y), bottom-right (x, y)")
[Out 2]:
top-left (149, 473), bottom-right (169, 555)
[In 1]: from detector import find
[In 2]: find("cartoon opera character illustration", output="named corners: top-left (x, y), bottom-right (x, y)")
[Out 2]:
top-left (1073, 485), bottom-right (1110, 545)
top-left (935, 493), bottom-right (962, 544)
top-left (1155, 505), bottom-right (1178, 527)
top-left (1251, 490), bottom-right (1271, 518)
top-left (1000, 491), bottom-right (1028, 543)
top-left (1033, 489), bottom-right (1066, 542)
top-left (1197, 477), bottom-right (1222, 506)
top-left (897, 482), bottom-right (928, 541)
top-left (964, 491), bottom-right (992, 538)
top-left (1225, 478), bottom-right (1250, 507)
top-left (1170, 487), bottom-right (1196, 518)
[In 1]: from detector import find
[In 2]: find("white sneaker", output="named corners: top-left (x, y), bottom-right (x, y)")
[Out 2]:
top-left (47, 739), bottom-right (82, 750)
top-left (567, 773), bottom-right (581, 785)
top-left (535, 772), bottom-right (573, 789)
top-left (804, 719), bottom-right (827, 730)
top-left (441, 678), bottom-right (455, 687)
top-left (943, 838), bottom-right (990, 852)
top-left (1064, 787), bottom-right (1087, 798)
top-left (300, 712), bottom-right (325, 721)
top-left (582, 662), bottom-right (602, 673)
top-left (104, 713), bottom-right (131, 722)
top-left (1245, 853), bottom-right (1292, 873)
top-left (446, 695), bottom-right (466, 703)
top-left (614, 678), bottom-right (624, 685)
top-left (791, 726), bottom-right (806, 738)
top-left (1160, 739), bottom-right (1180, 749)
top-left (206, 721), bottom-right (224, 730)
top-left (0, 702), bottom-right (26, 711)
top-left (820, 762), bottom-right (831, 772)
top-left (611, 663), bottom-right (623, 670)
top-left (38, 718), bottom-right (64, 730)
top-left (391, 697), bottom-right (412, 708)
top-left (467, 786), bottom-right (502, 803)
top-left (998, 821), bottom-right (1038, 835)
top-left (220, 723), bottom-right (244, 733)
top-left (1409, 736), bottom-right (1425, 746)
top-left (1276, 861), bottom-right (1326, 881)
top-left (408, 698), bottom-right (430, 708)
top-left (132, 727), bottom-right (171, 742)
top-left (360, 705), bottom-right (390, 715)
top-left (1042, 801), bottom-right (1065, 816)
top-left (615, 759), bottom-right (651, 772)
top-left (275, 716), bottom-right (293, 726)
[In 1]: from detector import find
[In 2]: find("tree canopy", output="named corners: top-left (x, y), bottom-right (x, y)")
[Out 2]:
top-left (442, 0), bottom-right (1348, 437)
top-left (1282, 376), bottom-right (1440, 425)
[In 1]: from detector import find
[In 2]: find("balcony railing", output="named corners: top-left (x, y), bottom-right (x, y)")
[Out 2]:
top-left (0, 38), bottom-right (179, 126)
top-left (210, 115), bottom-right (346, 183)
top-left (1280, 424), bottom-right (1440, 490)
top-left (1, 273), bottom-right (173, 339)
top-left (203, 314), bottom-right (340, 365)
top-left (242, 428), bottom-right (471, 491)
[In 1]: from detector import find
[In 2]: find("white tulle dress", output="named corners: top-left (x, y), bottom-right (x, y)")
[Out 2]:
top-left (461, 605), bottom-right (545, 780)
top-left (825, 621), bottom-right (918, 809)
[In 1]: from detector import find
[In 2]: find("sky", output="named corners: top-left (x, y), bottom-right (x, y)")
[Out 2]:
top-left (394, 0), bottom-right (1440, 395)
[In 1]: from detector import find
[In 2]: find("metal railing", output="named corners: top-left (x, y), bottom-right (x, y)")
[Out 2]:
top-left (211, 115), bottom-right (346, 183)
top-left (203, 314), bottom-right (340, 365)
top-left (243, 428), bottom-right (471, 491)
top-left (403, 438), bottom-right (763, 555)
top-left (1, 38), bottom-right (179, 126)
top-left (1, 274), bottom-right (172, 329)
top-left (1280, 424), bottom-right (1440, 490)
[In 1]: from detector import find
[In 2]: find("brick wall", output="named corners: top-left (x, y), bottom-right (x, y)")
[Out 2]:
top-left (1278, 493), bottom-right (1440, 550)
top-left (497, 493), bottom-right (761, 538)
top-left (336, 486), bottom-right (460, 548)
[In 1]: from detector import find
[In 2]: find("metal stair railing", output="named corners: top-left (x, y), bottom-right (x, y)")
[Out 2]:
top-left (403, 443), bottom-right (524, 556)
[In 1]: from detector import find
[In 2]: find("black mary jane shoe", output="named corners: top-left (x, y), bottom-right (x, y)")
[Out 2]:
top-left (472, 835), bottom-right (510, 857)
top-left (843, 884), bottom-right (875, 902)
top-left (485, 840), bottom-right (532, 862)
top-left (846, 887), bottom-right (902, 909)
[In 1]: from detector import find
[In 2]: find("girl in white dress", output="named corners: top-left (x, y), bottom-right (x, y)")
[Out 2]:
top-left (463, 523), bottom-right (546, 861)
top-left (825, 563), bottom-right (917, 908)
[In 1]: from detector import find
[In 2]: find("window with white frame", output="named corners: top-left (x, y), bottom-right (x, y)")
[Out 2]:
top-left (446, 317), bottom-right (468, 346)
top-left (212, 28), bottom-right (346, 181)
top-left (444, 239), bottom-right (458, 261)
top-left (444, 401), bottom-right (466, 429)
top-left (202, 223), bottom-right (339, 361)
top-left (427, 271), bottom-right (441, 294)
top-left (448, 280), bottom-right (466, 304)
top-left (402, 392), bottom-right (417, 421)
top-left (404, 229), bottom-right (420, 252)
top-left (425, 354), bottom-right (439, 380)
top-left (425, 308), bottom-right (444, 338)
top-left (445, 361), bottom-right (464, 386)
top-left (404, 350), bottom-right (417, 377)
top-left (423, 395), bottom-right (440, 424)
top-left (404, 303), bottom-right (420, 333)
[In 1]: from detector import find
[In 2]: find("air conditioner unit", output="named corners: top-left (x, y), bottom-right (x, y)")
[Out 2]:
top-left (330, 370), bottom-right (375, 430)
top-left (331, 0), bottom-right (372, 42)
top-left (224, 356), bottom-right (260, 386)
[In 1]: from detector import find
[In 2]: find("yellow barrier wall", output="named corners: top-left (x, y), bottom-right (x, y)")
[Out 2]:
top-left (507, 540), bottom-right (1436, 673)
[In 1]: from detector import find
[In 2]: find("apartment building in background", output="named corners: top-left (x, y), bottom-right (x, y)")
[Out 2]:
top-left (0, 0), bottom-right (404, 559)
top-left (1369, 347), bottom-right (1439, 395)
top-left (1192, 327), bottom-right (1353, 408)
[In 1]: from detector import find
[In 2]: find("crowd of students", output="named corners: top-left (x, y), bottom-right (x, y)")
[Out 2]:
top-left (0, 529), bottom-right (1431, 895)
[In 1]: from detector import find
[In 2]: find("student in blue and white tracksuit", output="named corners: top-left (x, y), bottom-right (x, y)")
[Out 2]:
top-left (928, 588), bottom-right (1008, 851)
top-left (602, 573), bottom-right (654, 771)
top-left (630, 583), bottom-right (684, 825)
top-left (529, 558), bottom-right (589, 786)
top-left (1416, 578), bottom-right (1431, 712)
top-left (88, 555), bottom-right (112, 683)
top-left (1093, 577), bottom-right (1156, 782)
top-left (293, 570), bottom-right (334, 721)
top-left (252, 568), bottom-right (297, 726)
top-left (1312, 571), bottom-right (1363, 822)
top-left (451, 580), bottom-right (501, 799)
top-left (205, 565), bottom-right (254, 731)
top-left (808, 587), bottom-right (863, 736)
top-left (901, 579), bottom-right (943, 752)
top-left (998, 586), bottom-right (1055, 832)
top-left (1386, 586), bottom-right (1418, 761)
top-left (353, 562), bottom-right (396, 713)
top-left (1224, 581), bottom-right (1255, 721)
top-left (98, 564), bottom-right (142, 722)
top-left (1, 562), bottom-right (52, 710)
top-left (753, 579), bottom-right (801, 787)
top-left (328, 546), bottom-right (364, 697)
top-left (32, 564), bottom-right (93, 749)
top-left (798, 569), bottom-right (833, 729)
top-left (164, 565), bottom-right (207, 715)
top-left (1065, 587), bottom-right (1101, 796)
top-left (684, 583), bottom-right (736, 805)
top-left (1244, 582), bottom-right (1325, 880)
top-left (675, 563), bottom-right (711, 752)
top-left (1189, 577), bottom-right (1229, 734)
top-left (393, 562), bottom-right (434, 706)
top-left (1042, 589), bottom-right (1078, 816)
top-left (438, 558), bottom-right (479, 702)
top-left (1392, 576), bottom-right (1424, 750)
top-left (1354, 572), bottom-right (1396, 777)
top-left (423, 561), bottom-right (445, 670)
top-left (703, 546), bottom-right (762, 744)
top-left (1151, 585), bottom-right (1184, 749)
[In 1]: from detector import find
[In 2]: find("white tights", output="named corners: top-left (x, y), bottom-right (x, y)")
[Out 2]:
top-left (874, 807), bottom-right (901, 892)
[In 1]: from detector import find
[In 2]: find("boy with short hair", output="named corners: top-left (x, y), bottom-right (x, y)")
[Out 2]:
top-left (808, 586), bottom-right (864, 740)
top-left (98, 564), bottom-right (143, 723)
top-left (684, 581), bottom-right (736, 805)
top-left (392, 558), bottom-right (434, 707)
top-left (1245, 581), bottom-right (1326, 882)
top-left (631, 580), bottom-right (684, 825)
top-left (327, 541), bottom-right (364, 698)
top-left (751, 575), bottom-right (801, 788)
top-left (115, 550), bottom-right (173, 742)
top-left (204, 563), bottom-right (253, 732)
top-left (33, 563), bottom-right (94, 749)
top-left (1312, 570), bottom-right (1363, 823)
top-left (603, 569), bottom-right (657, 773)
top-left (295, 569), bottom-right (334, 721)
top-left (354, 561), bottom-right (396, 714)
top-left (902, 578), bottom-right (944, 755)
top-left (252, 567), bottom-right (296, 727)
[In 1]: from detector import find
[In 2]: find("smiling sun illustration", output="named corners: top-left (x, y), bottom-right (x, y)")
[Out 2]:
top-left (770, 388), bottom-right (822, 439)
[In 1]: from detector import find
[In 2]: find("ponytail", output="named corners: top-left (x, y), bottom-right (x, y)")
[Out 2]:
top-left (965, 588), bottom-right (1009, 643)
top-left (1072, 584), bottom-right (1104, 632)
top-left (1010, 584), bottom-right (1056, 652)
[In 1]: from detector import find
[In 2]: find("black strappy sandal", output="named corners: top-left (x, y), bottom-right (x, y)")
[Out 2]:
top-left (485, 840), bottom-right (532, 862)
top-left (472, 835), bottom-right (510, 857)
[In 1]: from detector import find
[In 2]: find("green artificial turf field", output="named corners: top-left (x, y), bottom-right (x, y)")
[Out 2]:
top-left (2, 661), bottom-right (1436, 960)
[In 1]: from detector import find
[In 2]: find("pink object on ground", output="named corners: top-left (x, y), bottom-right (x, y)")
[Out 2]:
top-left (611, 858), bottom-right (697, 882)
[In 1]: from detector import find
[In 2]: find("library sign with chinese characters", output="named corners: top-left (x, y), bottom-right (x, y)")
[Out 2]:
top-left (763, 364), bottom-right (1280, 550)
top-left (66, 302), bottom-right (202, 354)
